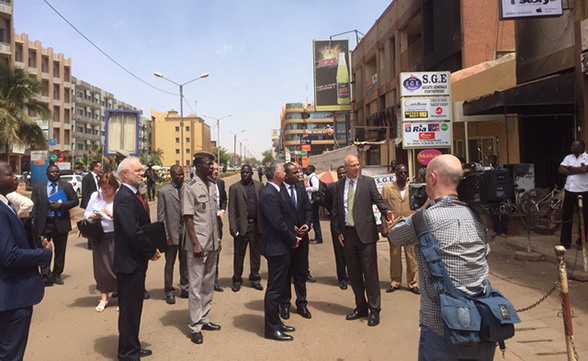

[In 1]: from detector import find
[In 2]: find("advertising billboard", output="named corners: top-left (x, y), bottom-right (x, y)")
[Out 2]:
top-left (402, 122), bottom-right (452, 148)
top-left (399, 72), bottom-right (451, 97)
top-left (105, 110), bottom-right (140, 156)
top-left (401, 97), bottom-right (451, 122)
top-left (313, 39), bottom-right (351, 112)
top-left (499, 0), bottom-right (563, 20)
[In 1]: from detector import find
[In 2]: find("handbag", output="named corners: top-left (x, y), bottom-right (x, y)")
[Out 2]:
top-left (77, 218), bottom-right (104, 240)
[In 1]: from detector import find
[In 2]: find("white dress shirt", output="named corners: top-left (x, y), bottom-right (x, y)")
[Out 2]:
top-left (561, 152), bottom-right (588, 192)
top-left (343, 177), bottom-right (357, 226)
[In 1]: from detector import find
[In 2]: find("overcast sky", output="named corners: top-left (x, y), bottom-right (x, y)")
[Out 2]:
top-left (15, 0), bottom-right (392, 159)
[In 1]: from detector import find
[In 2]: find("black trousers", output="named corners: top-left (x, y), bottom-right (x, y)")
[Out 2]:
top-left (344, 226), bottom-right (381, 312)
top-left (0, 306), bottom-right (32, 361)
top-left (264, 254), bottom-right (291, 333)
top-left (279, 238), bottom-right (309, 309)
top-left (560, 190), bottom-right (588, 247)
top-left (147, 183), bottom-right (156, 200)
top-left (232, 223), bottom-right (261, 285)
top-left (41, 218), bottom-right (68, 278)
top-left (215, 216), bottom-right (223, 285)
top-left (117, 271), bottom-right (146, 361)
top-left (331, 221), bottom-right (347, 283)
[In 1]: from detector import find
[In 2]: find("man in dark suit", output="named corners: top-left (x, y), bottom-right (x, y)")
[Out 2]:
top-left (332, 154), bottom-right (391, 327)
top-left (0, 161), bottom-right (53, 361)
top-left (210, 162), bottom-right (227, 292)
top-left (114, 157), bottom-right (162, 360)
top-left (31, 164), bottom-right (79, 286)
top-left (261, 161), bottom-right (300, 341)
top-left (157, 164), bottom-right (188, 305)
top-left (81, 161), bottom-right (102, 209)
top-left (228, 164), bottom-right (264, 292)
top-left (324, 165), bottom-right (348, 290)
top-left (279, 162), bottom-right (313, 320)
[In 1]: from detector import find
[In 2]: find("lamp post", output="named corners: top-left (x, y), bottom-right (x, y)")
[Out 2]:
top-left (229, 130), bottom-right (245, 167)
top-left (154, 71), bottom-right (209, 167)
top-left (240, 139), bottom-right (248, 164)
top-left (203, 114), bottom-right (232, 165)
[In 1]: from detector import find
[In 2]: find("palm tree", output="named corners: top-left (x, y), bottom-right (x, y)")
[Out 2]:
top-left (0, 64), bottom-right (50, 157)
top-left (139, 148), bottom-right (164, 166)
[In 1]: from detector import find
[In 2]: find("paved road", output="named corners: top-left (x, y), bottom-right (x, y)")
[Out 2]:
top-left (23, 174), bottom-right (588, 360)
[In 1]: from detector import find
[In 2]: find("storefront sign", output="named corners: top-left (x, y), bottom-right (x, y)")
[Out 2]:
top-left (401, 97), bottom-right (450, 121)
top-left (399, 72), bottom-right (450, 97)
top-left (31, 150), bottom-right (48, 161)
top-left (499, 0), bottom-right (563, 20)
top-left (403, 123), bottom-right (451, 148)
top-left (417, 149), bottom-right (443, 166)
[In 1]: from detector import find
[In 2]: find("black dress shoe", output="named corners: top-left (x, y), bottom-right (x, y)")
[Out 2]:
top-left (201, 322), bottom-right (221, 331)
top-left (368, 310), bottom-right (380, 326)
top-left (53, 276), bottom-right (64, 285)
top-left (139, 349), bottom-right (152, 357)
top-left (44, 277), bottom-right (54, 287)
top-left (166, 294), bottom-right (176, 305)
top-left (280, 324), bottom-right (295, 333)
top-left (339, 280), bottom-right (348, 290)
top-left (180, 290), bottom-right (189, 299)
top-left (386, 285), bottom-right (398, 293)
top-left (231, 283), bottom-right (241, 292)
top-left (410, 287), bottom-right (421, 295)
top-left (346, 308), bottom-right (368, 321)
top-left (297, 306), bottom-right (312, 319)
top-left (306, 273), bottom-right (316, 283)
top-left (191, 332), bottom-right (203, 344)
top-left (251, 282), bottom-right (264, 291)
top-left (214, 283), bottom-right (224, 292)
top-left (143, 291), bottom-right (150, 300)
top-left (280, 306), bottom-right (290, 320)
top-left (265, 330), bottom-right (293, 341)
top-left (111, 292), bottom-right (118, 298)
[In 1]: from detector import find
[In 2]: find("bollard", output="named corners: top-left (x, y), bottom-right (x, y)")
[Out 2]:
top-left (578, 196), bottom-right (588, 272)
top-left (554, 245), bottom-right (578, 361)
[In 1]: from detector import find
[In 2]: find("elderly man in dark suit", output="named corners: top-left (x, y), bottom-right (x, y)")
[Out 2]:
top-left (332, 154), bottom-right (391, 327)
top-left (209, 162), bottom-right (227, 292)
top-left (228, 164), bottom-right (264, 292)
top-left (158, 164), bottom-right (188, 305)
top-left (261, 161), bottom-right (300, 342)
top-left (31, 164), bottom-right (79, 286)
top-left (114, 157), bottom-right (162, 360)
top-left (0, 161), bottom-right (53, 361)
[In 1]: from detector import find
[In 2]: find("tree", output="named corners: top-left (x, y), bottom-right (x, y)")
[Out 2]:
top-left (139, 148), bottom-right (164, 167)
top-left (74, 144), bottom-right (116, 172)
top-left (215, 147), bottom-right (232, 167)
top-left (261, 149), bottom-right (274, 165)
top-left (0, 64), bottom-right (49, 156)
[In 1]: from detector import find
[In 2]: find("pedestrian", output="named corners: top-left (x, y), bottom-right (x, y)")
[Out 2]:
top-left (182, 151), bottom-right (221, 345)
top-left (157, 165), bottom-right (189, 305)
top-left (145, 164), bottom-right (157, 202)
top-left (84, 173), bottom-right (119, 312)
top-left (113, 157), bottom-right (162, 360)
top-left (387, 154), bottom-right (495, 361)
top-left (0, 161), bottom-right (53, 361)
top-left (81, 161), bottom-right (103, 251)
top-left (31, 164), bottom-right (79, 286)
top-left (257, 166), bottom-right (264, 182)
top-left (323, 165), bottom-right (348, 290)
top-left (209, 162), bottom-right (227, 292)
top-left (260, 161), bottom-right (300, 341)
top-left (381, 164), bottom-right (419, 295)
top-left (559, 140), bottom-right (588, 250)
top-left (279, 162), bottom-right (313, 320)
top-left (331, 154), bottom-right (391, 327)
top-left (488, 154), bottom-right (508, 238)
top-left (228, 164), bottom-right (264, 292)
top-left (190, 166), bottom-right (195, 180)
top-left (305, 165), bottom-right (323, 244)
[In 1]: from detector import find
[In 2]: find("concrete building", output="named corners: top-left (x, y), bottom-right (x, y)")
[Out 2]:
top-left (151, 109), bottom-right (211, 167)
top-left (0, 0), bottom-right (13, 66)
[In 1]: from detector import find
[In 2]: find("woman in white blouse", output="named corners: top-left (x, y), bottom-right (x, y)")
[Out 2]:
top-left (84, 173), bottom-right (118, 312)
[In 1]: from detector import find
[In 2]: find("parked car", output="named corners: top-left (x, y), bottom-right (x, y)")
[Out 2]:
top-left (61, 175), bottom-right (83, 198)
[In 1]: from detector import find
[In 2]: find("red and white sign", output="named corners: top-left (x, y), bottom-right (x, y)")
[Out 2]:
top-left (403, 122), bottom-right (451, 148)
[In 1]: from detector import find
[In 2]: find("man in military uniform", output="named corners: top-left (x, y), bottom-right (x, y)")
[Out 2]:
top-left (182, 151), bottom-right (221, 345)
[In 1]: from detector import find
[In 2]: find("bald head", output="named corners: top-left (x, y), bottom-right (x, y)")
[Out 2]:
top-left (426, 154), bottom-right (463, 199)
top-left (344, 154), bottom-right (361, 179)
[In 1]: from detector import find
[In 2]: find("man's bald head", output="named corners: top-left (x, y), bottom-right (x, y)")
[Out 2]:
top-left (426, 155), bottom-right (463, 199)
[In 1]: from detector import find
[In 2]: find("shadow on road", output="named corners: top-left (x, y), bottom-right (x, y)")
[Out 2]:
top-left (69, 296), bottom-right (100, 309)
top-left (312, 276), bottom-right (341, 287)
top-left (310, 300), bottom-right (350, 316)
top-left (243, 299), bottom-right (264, 312)
top-left (93, 334), bottom-right (118, 359)
top-left (232, 313), bottom-right (264, 337)
top-left (160, 309), bottom-right (188, 335)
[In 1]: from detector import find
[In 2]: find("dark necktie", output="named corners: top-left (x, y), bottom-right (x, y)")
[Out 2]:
top-left (50, 182), bottom-right (57, 196)
top-left (289, 185), bottom-right (297, 208)
top-left (95, 175), bottom-right (100, 185)
top-left (7, 201), bottom-right (17, 214)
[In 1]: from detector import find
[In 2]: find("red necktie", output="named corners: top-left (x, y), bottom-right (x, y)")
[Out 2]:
top-left (137, 192), bottom-right (147, 212)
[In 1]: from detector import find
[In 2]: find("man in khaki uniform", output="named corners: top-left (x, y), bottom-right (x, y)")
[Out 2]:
top-left (381, 164), bottom-right (419, 294)
top-left (182, 152), bottom-right (221, 345)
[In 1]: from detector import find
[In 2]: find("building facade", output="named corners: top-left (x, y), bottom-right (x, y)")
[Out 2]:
top-left (0, 0), bottom-right (13, 66)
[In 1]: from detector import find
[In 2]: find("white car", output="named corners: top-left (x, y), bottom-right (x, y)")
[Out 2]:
top-left (61, 175), bottom-right (83, 198)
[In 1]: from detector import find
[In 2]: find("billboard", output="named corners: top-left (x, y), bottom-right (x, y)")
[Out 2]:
top-left (313, 39), bottom-right (351, 112)
top-left (401, 97), bottom-right (451, 121)
top-left (402, 122), bottom-right (452, 148)
top-left (499, 0), bottom-right (563, 20)
top-left (399, 72), bottom-right (451, 97)
top-left (105, 110), bottom-right (140, 156)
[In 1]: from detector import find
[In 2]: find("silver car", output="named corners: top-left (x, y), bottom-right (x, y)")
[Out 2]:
top-left (61, 175), bottom-right (83, 198)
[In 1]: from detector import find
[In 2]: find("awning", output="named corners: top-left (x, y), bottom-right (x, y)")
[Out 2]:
top-left (462, 72), bottom-right (575, 116)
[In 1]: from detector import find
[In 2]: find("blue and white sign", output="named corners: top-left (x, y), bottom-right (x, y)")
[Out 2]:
top-left (49, 139), bottom-right (57, 146)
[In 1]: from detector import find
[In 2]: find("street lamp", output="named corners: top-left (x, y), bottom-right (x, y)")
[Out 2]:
top-left (154, 71), bottom-right (209, 167)
top-left (203, 113), bottom-right (232, 165)
top-left (228, 129), bottom-right (245, 167)
top-left (240, 139), bottom-right (248, 164)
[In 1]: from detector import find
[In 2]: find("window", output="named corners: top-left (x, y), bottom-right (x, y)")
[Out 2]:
top-left (186, 149), bottom-right (190, 154)
top-left (186, 126), bottom-right (190, 131)
top-left (176, 149), bottom-right (180, 154)
top-left (175, 126), bottom-right (180, 132)
top-left (175, 138), bottom-right (180, 143)
top-left (286, 113), bottom-right (303, 120)
top-left (309, 112), bottom-right (333, 119)
top-left (186, 138), bottom-right (190, 143)
top-left (186, 160), bottom-right (190, 166)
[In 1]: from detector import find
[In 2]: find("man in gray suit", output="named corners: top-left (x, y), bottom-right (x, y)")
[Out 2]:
top-left (332, 154), bottom-right (391, 327)
top-left (228, 164), bottom-right (264, 292)
top-left (158, 165), bottom-right (189, 305)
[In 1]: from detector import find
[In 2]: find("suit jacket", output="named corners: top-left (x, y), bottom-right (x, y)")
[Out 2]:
top-left (382, 181), bottom-right (413, 228)
top-left (281, 183), bottom-right (312, 230)
top-left (260, 183), bottom-right (298, 257)
top-left (229, 180), bottom-right (263, 236)
top-left (31, 180), bottom-right (79, 234)
top-left (81, 172), bottom-right (98, 209)
top-left (0, 201), bottom-right (52, 312)
top-left (324, 182), bottom-right (337, 215)
top-left (113, 184), bottom-right (157, 274)
top-left (157, 183), bottom-right (184, 246)
top-left (217, 179), bottom-right (227, 212)
top-left (332, 175), bottom-right (390, 244)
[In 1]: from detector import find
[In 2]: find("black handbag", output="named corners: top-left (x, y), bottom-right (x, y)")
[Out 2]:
top-left (77, 219), bottom-right (104, 240)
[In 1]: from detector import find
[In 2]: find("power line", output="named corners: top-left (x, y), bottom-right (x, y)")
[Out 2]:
top-left (42, 0), bottom-right (178, 96)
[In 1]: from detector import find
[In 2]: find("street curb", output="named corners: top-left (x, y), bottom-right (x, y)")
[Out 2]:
top-left (506, 237), bottom-right (586, 272)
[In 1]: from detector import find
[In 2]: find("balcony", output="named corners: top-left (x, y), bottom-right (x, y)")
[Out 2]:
top-left (63, 123), bottom-right (71, 130)
top-left (53, 99), bottom-right (61, 106)
top-left (54, 77), bottom-right (61, 84)
top-left (41, 96), bottom-right (50, 103)
top-left (29, 67), bottom-right (38, 74)
top-left (0, 42), bottom-right (10, 55)
top-left (76, 96), bottom-right (92, 107)
top-left (63, 102), bottom-right (72, 109)
top-left (42, 72), bottom-right (50, 79)
top-left (0, 1), bottom-right (12, 15)
top-left (63, 144), bottom-right (71, 151)
top-left (52, 121), bottom-right (62, 128)
top-left (400, 38), bottom-right (423, 72)
top-left (63, 81), bottom-right (72, 88)
top-left (15, 61), bottom-right (24, 69)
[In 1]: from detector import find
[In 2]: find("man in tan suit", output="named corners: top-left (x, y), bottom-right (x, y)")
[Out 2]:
top-left (382, 164), bottom-right (419, 294)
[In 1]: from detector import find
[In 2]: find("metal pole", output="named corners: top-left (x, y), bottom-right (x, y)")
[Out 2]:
top-left (233, 134), bottom-right (237, 167)
top-left (578, 196), bottom-right (588, 271)
top-left (180, 84), bottom-right (184, 168)
top-left (554, 245), bottom-right (577, 361)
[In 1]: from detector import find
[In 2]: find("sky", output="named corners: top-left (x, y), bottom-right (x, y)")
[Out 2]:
top-left (15, 0), bottom-right (392, 159)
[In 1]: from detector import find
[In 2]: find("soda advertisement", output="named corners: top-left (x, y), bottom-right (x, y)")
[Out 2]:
top-left (403, 122), bottom-right (451, 148)
top-left (499, 0), bottom-right (562, 20)
top-left (401, 97), bottom-right (450, 121)
top-left (313, 39), bottom-right (351, 112)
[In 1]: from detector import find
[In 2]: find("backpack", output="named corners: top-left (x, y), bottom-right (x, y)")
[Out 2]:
top-left (310, 175), bottom-right (327, 206)
top-left (411, 209), bottom-right (520, 351)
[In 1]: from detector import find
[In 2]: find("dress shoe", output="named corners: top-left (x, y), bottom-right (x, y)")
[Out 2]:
top-left (309, 239), bottom-right (323, 244)
top-left (346, 308), bottom-right (368, 321)
top-left (191, 332), bottom-right (203, 344)
top-left (43, 277), bottom-right (54, 287)
top-left (306, 273), bottom-right (316, 283)
top-left (410, 287), bottom-right (421, 295)
top-left (139, 349), bottom-right (152, 357)
top-left (368, 310), bottom-right (380, 326)
top-left (214, 283), bottom-right (224, 292)
top-left (201, 322), bottom-right (221, 331)
top-left (297, 306), bottom-right (312, 319)
top-left (144, 291), bottom-right (150, 300)
top-left (280, 306), bottom-right (290, 320)
top-left (280, 324), bottom-right (295, 333)
top-left (166, 294), bottom-right (176, 305)
top-left (251, 282), bottom-right (264, 291)
top-left (265, 330), bottom-right (293, 341)
top-left (53, 276), bottom-right (64, 285)
top-left (499, 233), bottom-right (507, 238)
top-left (111, 292), bottom-right (118, 298)
top-left (180, 290), bottom-right (189, 299)
top-left (339, 280), bottom-right (348, 290)
top-left (231, 283), bottom-right (241, 292)
top-left (386, 285), bottom-right (398, 293)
